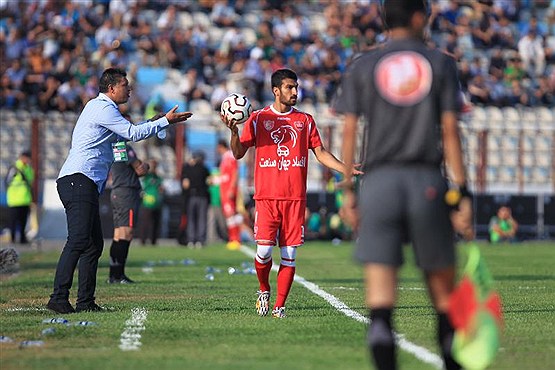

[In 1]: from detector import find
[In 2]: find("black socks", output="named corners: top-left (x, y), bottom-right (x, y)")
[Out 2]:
top-left (109, 239), bottom-right (131, 279)
top-left (367, 310), bottom-right (461, 370)
top-left (438, 312), bottom-right (462, 370)
top-left (368, 308), bottom-right (396, 370)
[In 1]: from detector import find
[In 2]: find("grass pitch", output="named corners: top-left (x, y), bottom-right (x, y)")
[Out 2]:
top-left (0, 240), bottom-right (554, 370)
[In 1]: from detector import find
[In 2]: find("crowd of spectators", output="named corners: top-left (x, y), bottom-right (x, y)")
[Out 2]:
top-left (1, 0), bottom-right (554, 116)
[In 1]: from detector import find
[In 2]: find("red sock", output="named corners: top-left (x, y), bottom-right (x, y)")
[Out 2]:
top-left (228, 225), bottom-right (240, 242)
top-left (255, 258), bottom-right (272, 292)
top-left (275, 264), bottom-right (295, 308)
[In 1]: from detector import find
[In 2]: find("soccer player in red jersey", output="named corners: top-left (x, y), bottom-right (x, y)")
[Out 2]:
top-left (221, 69), bottom-right (356, 318)
top-left (216, 139), bottom-right (242, 251)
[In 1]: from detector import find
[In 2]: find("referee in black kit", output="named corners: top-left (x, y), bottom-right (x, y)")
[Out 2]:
top-left (335, 1), bottom-right (473, 369)
top-left (108, 116), bottom-right (149, 284)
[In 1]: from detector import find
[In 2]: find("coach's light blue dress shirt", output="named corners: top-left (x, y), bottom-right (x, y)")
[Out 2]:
top-left (58, 93), bottom-right (170, 193)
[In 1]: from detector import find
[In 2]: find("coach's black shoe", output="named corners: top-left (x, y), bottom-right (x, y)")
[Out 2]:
top-left (75, 302), bottom-right (103, 312)
top-left (46, 300), bottom-right (75, 314)
top-left (119, 275), bottom-right (135, 284)
top-left (107, 275), bottom-right (135, 284)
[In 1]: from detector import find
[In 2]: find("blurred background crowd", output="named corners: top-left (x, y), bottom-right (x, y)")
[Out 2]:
top-left (1, 0), bottom-right (554, 243)
top-left (1, 0), bottom-right (554, 114)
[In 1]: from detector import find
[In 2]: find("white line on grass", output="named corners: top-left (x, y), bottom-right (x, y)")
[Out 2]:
top-left (5, 307), bottom-right (48, 312)
top-left (240, 245), bottom-right (444, 369)
top-left (119, 307), bottom-right (148, 351)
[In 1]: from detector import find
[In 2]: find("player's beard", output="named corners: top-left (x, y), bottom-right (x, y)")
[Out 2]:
top-left (281, 96), bottom-right (297, 107)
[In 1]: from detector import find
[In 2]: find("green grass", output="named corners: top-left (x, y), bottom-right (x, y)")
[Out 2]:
top-left (1, 240), bottom-right (554, 370)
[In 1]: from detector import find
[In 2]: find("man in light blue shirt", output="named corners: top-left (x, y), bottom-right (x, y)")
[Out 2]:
top-left (47, 68), bottom-right (192, 314)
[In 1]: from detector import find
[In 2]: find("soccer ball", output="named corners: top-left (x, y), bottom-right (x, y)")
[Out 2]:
top-left (220, 93), bottom-right (253, 124)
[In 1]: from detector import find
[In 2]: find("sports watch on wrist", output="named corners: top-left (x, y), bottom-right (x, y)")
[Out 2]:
top-left (445, 184), bottom-right (472, 207)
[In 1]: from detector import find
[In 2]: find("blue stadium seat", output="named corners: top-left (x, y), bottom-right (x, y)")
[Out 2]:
top-left (522, 152), bottom-right (535, 167)
top-left (486, 166), bottom-right (499, 182)
top-left (488, 151), bottom-right (501, 166)
top-left (487, 133), bottom-right (502, 151)
top-left (485, 106), bottom-right (503, 123)
top-left (532, 167), bottom-right (550, 184)
top-left (499, 165), bottom-right (517, 183)
top-left (537, 107), bottom-right (553, 123)
top-left (521, 108), bottom-right (538, 128)
top-left (502, 107), bottom-right (520, 123)
top-left (136, 67), bottom-right (167, 85)
top-left (501, 135), bottom-right (519, 151)
top-left (163, 99), bottom-right (187, 112)
top-left (535, 135), bottom-right (551, 151)
top-left (472, 106), bottom-right (487, 122)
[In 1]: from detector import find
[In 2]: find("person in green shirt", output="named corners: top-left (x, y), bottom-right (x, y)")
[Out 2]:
top-left (208, 167), bottom-right (228, 243)
top-left (489, 206), bottom-right (519, 243)
top-left (5, 151), bottom-right (34, 244)
top-left (139, 159), bottom-right (164, 245)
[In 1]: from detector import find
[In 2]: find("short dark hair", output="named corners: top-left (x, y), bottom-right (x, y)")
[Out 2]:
top-left (382, 0), bottom-right (428, 30)
top-left (217, 139), bottom-right (229, 149)
top-left (271, 69), bottom-right (297, 89)
top-left (99, 68), bottom-right (127, 93)
top-left (192, 150), bottom-right (205, 161)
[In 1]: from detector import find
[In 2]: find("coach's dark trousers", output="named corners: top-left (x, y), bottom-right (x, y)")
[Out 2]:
top-left (50, 173), bottom-right (103, 306)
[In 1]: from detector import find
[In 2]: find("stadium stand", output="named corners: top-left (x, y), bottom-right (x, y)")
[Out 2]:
top-left (0, 0), bottom-right (553, 238)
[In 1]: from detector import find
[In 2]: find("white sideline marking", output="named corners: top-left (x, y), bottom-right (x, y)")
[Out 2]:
top-left (119, 307), bottom-right (148, 351)
top-left (5, 307), bottom-right (48, 312)
top-left (518, 286), bottom-right (546, 290)
top-left (240, 245), bottom-right (443, 369)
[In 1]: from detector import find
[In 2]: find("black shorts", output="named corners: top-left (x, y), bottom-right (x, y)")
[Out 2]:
top-left (355, 165), bottom-right (456, 271)
top-left (111, 187), bottom-right (141, 228)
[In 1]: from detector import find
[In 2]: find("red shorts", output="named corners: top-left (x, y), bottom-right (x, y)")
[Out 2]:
top-left (254, 199), bottom-right (306, 247)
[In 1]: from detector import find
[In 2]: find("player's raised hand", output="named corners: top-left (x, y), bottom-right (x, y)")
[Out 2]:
top-left (220, 113), bottom-right (239, 134)
top-left (165, 105), bottom-right (193, 124)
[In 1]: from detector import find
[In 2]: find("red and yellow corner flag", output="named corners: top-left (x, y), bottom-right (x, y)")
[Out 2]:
top-left (448, 244), bottom-right (503, 370)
